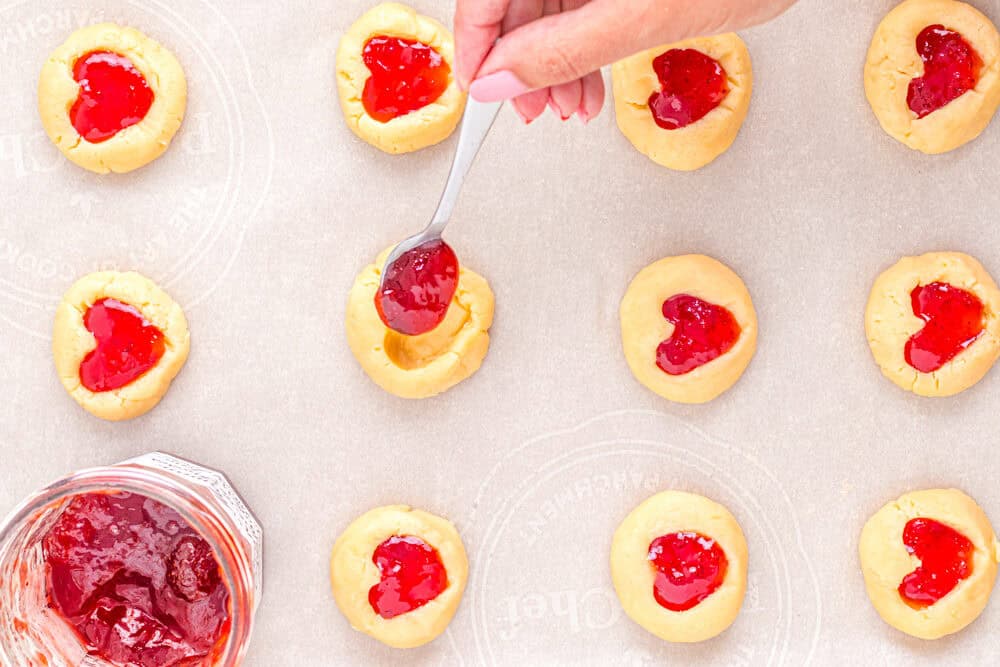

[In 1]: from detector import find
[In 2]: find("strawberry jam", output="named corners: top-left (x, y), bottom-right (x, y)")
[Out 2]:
top-left (79, 298), bottom-right (166, 393)
top-left (647, 49), bottom-right (729, 130)
top-left (70, 51), bottom-right (155, 143)
top-left (908, 25), bottom-right (982, 119)
top-left (905, 282), bottom-right (984, 373)
top-left (369, 535), bottom-right (448, 619)
top-left (42, 492), bottom-right (230, 667)
top-left (376, 239), bottom-right (459, 336)
top-left (362, 35), bottom-right (451, 123)
top-left (657, 294), bottom-right (741, 375)
top-left (648, 532), bottom-right (728, 611)
top-left (898, 517), bottom-right (974, 609)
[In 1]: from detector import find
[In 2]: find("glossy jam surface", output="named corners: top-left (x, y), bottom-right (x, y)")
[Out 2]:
top-left (71, 51), bottom-right (155, 143)
top-left (647, 48), bottom-right (729, 130)
top-left (42, 492), bottom-right (230, 667)
top-left (368, 535), bottom-right (448, 619)
top-left (908, 25), bottom-right (983, 118)
top-left (648, 532), bottom-right (728, 611)
top-left (898, 517), bottom-right (974, 609)
top-left (376, 239), bottom-right (459, 336)
top-left (362, 35), bottom-right (451, 123)
top-left (79, 298), bottom-right (166, 393)
top-left (657, 294), bottom-right (741, 375)
top-left (904, 282), bottom-right (984, 373)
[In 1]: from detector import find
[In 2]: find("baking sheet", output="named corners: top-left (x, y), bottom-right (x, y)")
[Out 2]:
top-left (3, 0), bottom-right (1000, 663)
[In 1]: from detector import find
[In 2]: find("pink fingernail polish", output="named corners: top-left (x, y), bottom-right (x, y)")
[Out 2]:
top-left (470, 70), bottom-right (531, 102)
top-left (547, 99), bottom-right (571, 121)
top-left (512, 105), bottom-right (534, 125)
top-left (577, 105), bottom-right (591, 125)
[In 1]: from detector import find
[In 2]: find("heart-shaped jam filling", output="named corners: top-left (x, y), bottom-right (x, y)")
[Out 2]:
top-left (376, 239), bottom-right (459, 336)
top-left (648, 531), bottom-right (728, 611)
top-left (79, 298), bottom-right (166, 393)
top-left (369, 535), bottom-right (448, 619)
top-left (362, 35), bottom-right (451, 123)
top-left (657, 294), bottom-right (741, 375)
top-left (904, 282), bottom-right (984, 373)
top-left (907, 25), bottom-right (982, 119)
top-left (647, 48), bottom-right (729, 130)
top-left (898, 517), bottom-right (974, 608)
top-left (70, 51), bottom-right (155, 143)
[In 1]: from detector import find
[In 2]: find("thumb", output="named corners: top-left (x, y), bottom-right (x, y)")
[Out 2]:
top-left (469, 0), bottom-right (791, 100)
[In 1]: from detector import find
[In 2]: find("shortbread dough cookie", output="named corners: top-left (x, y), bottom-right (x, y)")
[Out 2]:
top-left (337, 3), bottom-right (466, 154)
top-left (611, 490), bottom-right (748, 643)
top-left (53, 271), bottom-right (190, 421)
top-left (865, 252), bottom-right (1000, 397)
top-left (330, 505), bottom-right (469, 648)
top-left (612, 34), bottom-right (752, 171)
top-left (620, 255), bottom-right (757, 404)
top-left (38, 23), bottom-right (187, 174)
top-left (865, 0), bottom-right (1000, 154)
top-left (859, 488), bottom-right (999, 639)
top-left (346, 246), bottom-right (494, 399)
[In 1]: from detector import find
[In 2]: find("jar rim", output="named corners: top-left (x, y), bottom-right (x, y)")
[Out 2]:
top-left (0, 462), bottom-right (256, 666)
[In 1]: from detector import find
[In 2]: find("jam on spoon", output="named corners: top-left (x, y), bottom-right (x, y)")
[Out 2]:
top-left (375, 239), bottom-right (459, 336)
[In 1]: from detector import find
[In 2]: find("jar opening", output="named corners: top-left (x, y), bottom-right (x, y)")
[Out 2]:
top-left (0, 465), bottom-right (257, 666)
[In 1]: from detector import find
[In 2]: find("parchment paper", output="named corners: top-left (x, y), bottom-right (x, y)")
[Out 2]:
top-left (3, 0), bottom-right (1000, 664)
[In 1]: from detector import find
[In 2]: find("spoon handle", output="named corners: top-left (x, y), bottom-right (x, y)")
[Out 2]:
top-left (426, 98), bottom-right (504, 235)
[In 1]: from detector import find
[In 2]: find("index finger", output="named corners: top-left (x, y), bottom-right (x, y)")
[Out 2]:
top-left (454, 0), bottom-right (513, 89)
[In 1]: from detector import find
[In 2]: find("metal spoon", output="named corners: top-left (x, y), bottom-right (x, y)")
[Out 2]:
top-left (379, 97), bottom-right (504, 281)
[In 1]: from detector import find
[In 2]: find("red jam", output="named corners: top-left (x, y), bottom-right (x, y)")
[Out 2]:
top-left (42, 492), bottom-right (230, 667)
top-left (70, 51), bottom-right (155, 143)
top-left (908, 25), bottom-right (982, 119)
top-left (904, 282), bottom-right (984, 373)
top-left (648, 532), bottom-right (728, 611)
top-left (898, 517), bottom-right (974, 609)
top-left (375, 239), bottom-right (459, 336)
top-left (362, 35), bottom-right (451, 123)
top-left (657, 294), bottom-right (741, 375)
top-left (647, 49), bottom-right (729, 130)
top-left (368, 535), bottom-right (448, 619)
top-left (79, 298), bottom-right (166, 393)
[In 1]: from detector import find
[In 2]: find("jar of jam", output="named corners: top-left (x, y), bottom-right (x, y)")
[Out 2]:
top-left (0, 453), bottom-right (262, 666)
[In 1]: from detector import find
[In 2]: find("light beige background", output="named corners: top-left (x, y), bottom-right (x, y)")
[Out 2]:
top-left (2, 0), bottom-right (1000, 664)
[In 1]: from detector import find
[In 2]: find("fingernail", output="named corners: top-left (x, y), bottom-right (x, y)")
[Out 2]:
top-left (577, 105), bottom-right (591, 125)
top-left (512, 104), bottom-right (534, 125)
top-left (547, 99), bottom-right (571, 121)
top-left (469, 70), bottom-right (531, 102)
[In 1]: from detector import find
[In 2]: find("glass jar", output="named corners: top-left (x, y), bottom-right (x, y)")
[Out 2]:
top-left (0, 452), bottom-right (263, 666)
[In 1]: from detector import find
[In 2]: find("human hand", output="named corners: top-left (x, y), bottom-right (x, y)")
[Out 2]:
top-left (454, 0), bottom-right (798, 123)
